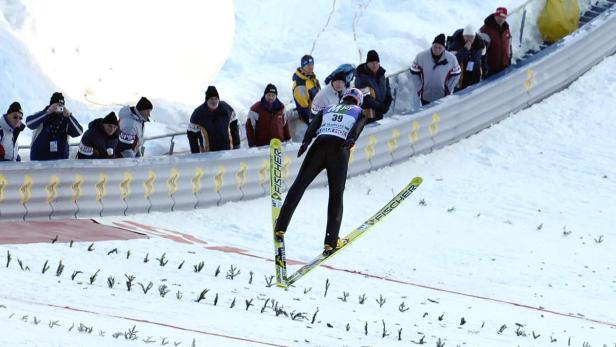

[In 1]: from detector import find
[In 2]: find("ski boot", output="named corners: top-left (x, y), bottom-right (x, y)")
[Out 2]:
top-left (274, 230), bottom-right (285, 242)
top-left (322, 238), bottom-right (348, 256)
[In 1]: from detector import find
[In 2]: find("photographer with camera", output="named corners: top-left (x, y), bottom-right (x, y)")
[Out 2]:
top-left (26, 92), bottom-right (83, 161)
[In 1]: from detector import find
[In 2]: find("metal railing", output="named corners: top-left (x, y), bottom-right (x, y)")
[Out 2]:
top-left (17, 131), bottom-right (185, 157)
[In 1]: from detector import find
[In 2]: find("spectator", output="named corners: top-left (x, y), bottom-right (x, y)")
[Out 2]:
top-left (245, 83), bottom-right (290, 147)
top-left (354, 50), bottom-right (393, 123)
top-left (410, 34), bottom-right (461, 106)
top-left (448, 24), bottom-right (488, 90)
top-left (117, 97), bottom-right (153, 158)
top-left (0, 102), bottom-right (25, 162)
top-left (480, 7), bottom-right (512, 77)
top-left (292, 54), bottom-right (321, 124)
top-left (77, 112), bottom-right (119, 159)
top-left (310, 71), bottom-right (348, 120)
top-left (323, 63), bottom-right (355, 88)
top-left (26, 92), bottom-right (83, 161)
top-left (187, 86), bottom-right (240, 152)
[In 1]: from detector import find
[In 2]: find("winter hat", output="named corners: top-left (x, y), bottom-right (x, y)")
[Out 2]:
top-left (463, 24), bottom-right (476, 36)
top-left (366, 50), bottom-right (380, 63)
top-left (7, 101), bottom-right (23, 115)
top-left (263, 83), bottom-right (277, 96)
top-left (136, 97), bottom-right (153, 111)
top-left (331, 71), bottom-right (347, 83)
top-left (301, 54), bottom-right (314, 68)
top-left (205, 86), bottom-right (219, 100)
top-left (49, 92), bottom-right (64, 105)
top-left (102, 111), bottom-right (118, 126)
top-left (495, 7), bottom-right (508, 18)
top-left (433, 34), bottom-right (447, 47)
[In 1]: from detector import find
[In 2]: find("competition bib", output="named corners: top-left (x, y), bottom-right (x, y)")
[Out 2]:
top-left (316, 105), bottom-right (361, 140)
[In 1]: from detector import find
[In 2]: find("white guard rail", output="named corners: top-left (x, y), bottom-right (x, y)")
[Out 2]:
top-left (1, 8), bottom-right (615, 221)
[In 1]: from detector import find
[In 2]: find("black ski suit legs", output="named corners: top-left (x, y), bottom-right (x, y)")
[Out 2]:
top-left (274, 136), bottom-right (349, 248)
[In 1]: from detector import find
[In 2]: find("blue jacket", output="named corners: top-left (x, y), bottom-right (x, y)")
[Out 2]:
top-left (354, 63), bottom-right (393, 120)
top-left (448, 29), bottom-right (488, 90)
top-left (26, 107), bottom-right (83, 161)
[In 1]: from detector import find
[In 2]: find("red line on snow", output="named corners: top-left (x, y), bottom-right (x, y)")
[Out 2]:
top-left (322, 266), bottom-right (616, 329)
top-left (3, 297), bottom-right (288, 347)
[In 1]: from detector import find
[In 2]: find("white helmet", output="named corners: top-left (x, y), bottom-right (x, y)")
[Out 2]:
top-left (342, 87), bottom-right (363, 106)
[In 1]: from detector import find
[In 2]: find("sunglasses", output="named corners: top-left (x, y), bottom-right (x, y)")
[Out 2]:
top-left (11, 114), bottom-right (23, 120)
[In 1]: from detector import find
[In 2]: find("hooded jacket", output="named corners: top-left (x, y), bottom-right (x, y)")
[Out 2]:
top-left (292, 68), bottom-right (321, 123)
top-left (480, 14), bottom-right (512, 76)
top-left (26, 107), bottom-right (83, 161)
top-left (77, 118), bottom-right (119, 159)
top-left (246, 97), bottom-right (290, 147)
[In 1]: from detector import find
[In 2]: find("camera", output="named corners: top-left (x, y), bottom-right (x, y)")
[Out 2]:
top-left (57, 106), bottom-right (64, 113)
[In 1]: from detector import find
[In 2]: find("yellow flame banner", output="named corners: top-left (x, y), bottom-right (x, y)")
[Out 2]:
top-left (429, 113), bottom-right (441, 136)
top-left (192, 166), bottom-right (205, 194)
top-left (95, 173), bottom-right (108, 202)
top-left (282, 156), bottom-right (290, 180)
top-left (409, 120), bottom-right (421, 144)
top-left (258, 159), bottom-right (269, 186)
top-left (167, 167), bottom-right (180, 196)
top-left (120, 172), bottom-right (133, 200)
top-left (387, 129), bottom-right (400, 153)
top-left (525, 68), bottom-right (535, 92)
top-left (19, 175), bottom-right (32, 204)
top-left (46, 175), bottom-right (59, 204)
top-left (214, 166), bottom-right (226, 193)
top-left (364, 135), bottom-right (377, 160)
top-left (236, 162), bottom-right (248, 189)
top-left (144, 170), bottom-right (156, 198)
top-left (71, 174), bottom-right (84, 203)
top-left (0, 174), bottom-right (6, 202)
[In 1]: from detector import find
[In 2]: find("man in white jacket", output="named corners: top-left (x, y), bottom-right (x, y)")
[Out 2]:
top-left (410, 34), bottom-right (461, 106)
top-left (310, 71), bottom-right (347, 121)
top-left (0, 102), bottom-right (25, 161)
top-left (117, 97), bottom-right (153, 158)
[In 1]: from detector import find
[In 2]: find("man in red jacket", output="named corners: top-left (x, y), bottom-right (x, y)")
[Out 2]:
top-left (246, 84), bottom-right (291, 147)
top-left (480, 7), bottom-right (512, 77)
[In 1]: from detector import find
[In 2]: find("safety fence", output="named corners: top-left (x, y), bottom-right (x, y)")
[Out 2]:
top-left (1, 7), bottom-right (615, 221)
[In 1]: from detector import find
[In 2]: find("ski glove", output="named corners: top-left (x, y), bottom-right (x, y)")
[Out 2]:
top-left (341, 139), bottom-right (355, 150)
top-left (297, 142), bottom-right (309, 157)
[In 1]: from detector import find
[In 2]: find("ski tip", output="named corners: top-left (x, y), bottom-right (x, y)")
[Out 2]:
top-left (411, 176), bottom-right (423, 185)
top-left (270, 138), bottom-right (282, 146)
top-left (276, 282), bottom-right (288, 289)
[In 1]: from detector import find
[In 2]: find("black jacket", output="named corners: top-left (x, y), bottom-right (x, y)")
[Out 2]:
top-left (354, 63), bottom-right (393, 121)
top-left (448, 28), bottom-right (488, 90)
top-left (77, 118), bottom-right (119, 159)
top-left (187, 101), bottom-right (240, 152)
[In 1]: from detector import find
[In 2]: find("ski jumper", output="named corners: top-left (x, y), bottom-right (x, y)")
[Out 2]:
top-left (275, 103), bottom-right (366, 248)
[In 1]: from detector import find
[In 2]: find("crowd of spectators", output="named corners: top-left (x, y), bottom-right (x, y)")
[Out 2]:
top-left (1, 7), bottom-right (512, 162)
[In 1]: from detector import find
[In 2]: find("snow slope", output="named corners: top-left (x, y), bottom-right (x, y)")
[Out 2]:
top-left (1, 45), bottom-right (615, 347)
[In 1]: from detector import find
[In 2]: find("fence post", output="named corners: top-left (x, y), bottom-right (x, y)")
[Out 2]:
top-left (519, 7), bottom-right (528, 48)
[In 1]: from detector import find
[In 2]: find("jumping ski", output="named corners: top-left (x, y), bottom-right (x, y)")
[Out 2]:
top-left (280, 176), bottom-right (423, 287)
top-left (270, 139), bottom-right (288, 287)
